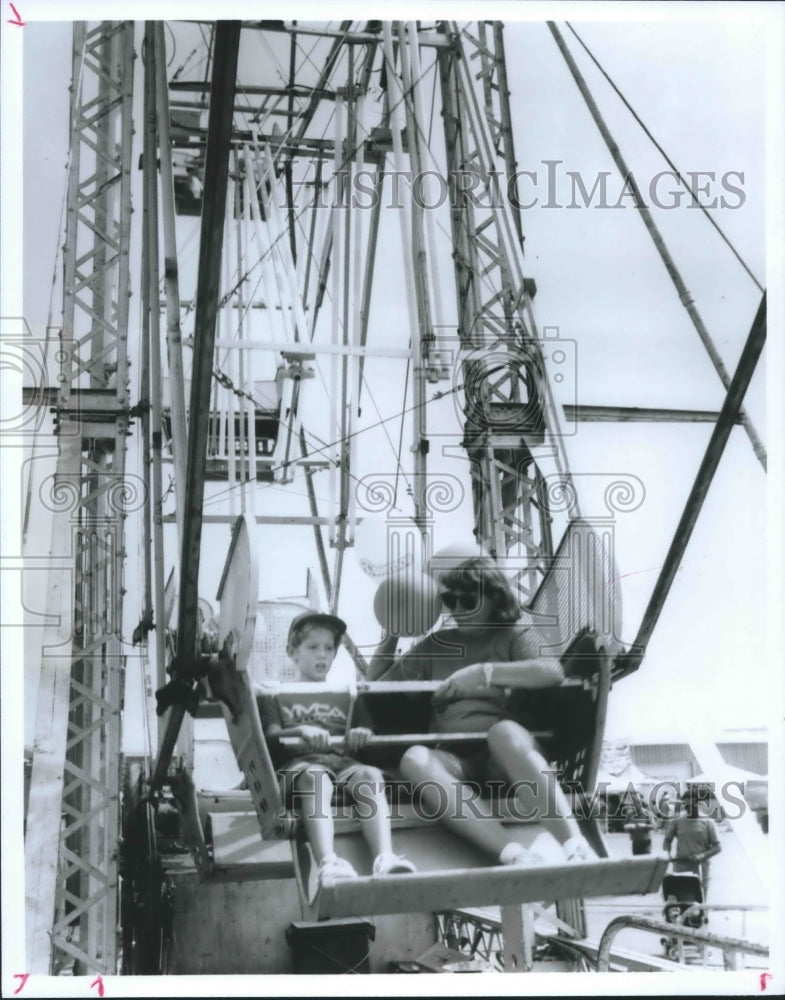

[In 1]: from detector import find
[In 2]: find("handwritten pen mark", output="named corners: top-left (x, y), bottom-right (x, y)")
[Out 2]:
top-left (90, 975), bottom-right (105, 997)
top-left (8, 3), bottom-right (24, 25)
top-left (760, 972), bottom-right (773, 992)
top-left (13, 974), bottom-right (30, 994)
top-left (614, 565), bottom-right (683, 582)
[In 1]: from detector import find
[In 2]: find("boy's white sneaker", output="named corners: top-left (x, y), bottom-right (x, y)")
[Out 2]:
top-left (563, 836), bottom-right (594, 863)
top-left (372, 852), bottom-right (417, 876)
top-left (318, 854), bottom-right (358, 886)
top-left (499, 842), bottom-right (545, 866)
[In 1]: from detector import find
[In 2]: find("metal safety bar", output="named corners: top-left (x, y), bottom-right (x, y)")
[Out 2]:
top-left (596, 914), bottom-right (769, 972)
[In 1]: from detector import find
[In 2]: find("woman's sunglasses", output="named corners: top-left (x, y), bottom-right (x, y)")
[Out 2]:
top-left (440, 589), bottom-right (482, 611)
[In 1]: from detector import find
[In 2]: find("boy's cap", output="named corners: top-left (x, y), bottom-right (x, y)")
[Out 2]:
top-left (287, 611), bottom-right (347, 644)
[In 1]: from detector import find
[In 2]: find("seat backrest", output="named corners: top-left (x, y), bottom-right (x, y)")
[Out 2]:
top-left (192, 736), bottom-right (245, 792)
top-left (524, 518), bottom-right (622, 660)
top-left (250, 599), bottom-right (312, 683)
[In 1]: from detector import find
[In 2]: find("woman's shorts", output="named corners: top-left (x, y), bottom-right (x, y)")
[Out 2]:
top-left (429, 744), bottom-right (509, 785)
top-left (426, 719), bottom-right (545, 788)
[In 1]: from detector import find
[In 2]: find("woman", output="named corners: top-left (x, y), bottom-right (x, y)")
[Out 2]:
top-left (370, 556), bottom-right (593, 866)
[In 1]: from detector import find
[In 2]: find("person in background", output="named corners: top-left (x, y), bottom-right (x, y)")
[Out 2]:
top-left (622, 804), bottom-right (654, 855)
top-left (662, 791), bottom-right (722, 898)
top-left (656, 788), bottom-right (677, 831)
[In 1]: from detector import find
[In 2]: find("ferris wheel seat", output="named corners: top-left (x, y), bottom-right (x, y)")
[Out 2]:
top-left (195, 513), bottom-right (638, 918)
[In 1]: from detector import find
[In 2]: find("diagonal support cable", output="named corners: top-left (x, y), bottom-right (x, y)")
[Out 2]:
top-left (614, 293), bottom-right (766, 681)
top-left (548, 21), bottom-right (766, 472)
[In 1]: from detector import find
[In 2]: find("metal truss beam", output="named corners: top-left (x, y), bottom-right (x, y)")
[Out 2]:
top-left (437, 23), bottom-right (578, 600)
top-left (25, 20), bottom-right (134, 975)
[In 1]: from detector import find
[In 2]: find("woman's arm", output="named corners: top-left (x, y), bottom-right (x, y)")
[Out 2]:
top-left (368, 631), bottom-right (399, 680)
top-left (433, 657), bottom-right (564, 701)
top-left (368, 632), bottom-right (431, 681)
top-left (485, 657), bottom-right (564, 689)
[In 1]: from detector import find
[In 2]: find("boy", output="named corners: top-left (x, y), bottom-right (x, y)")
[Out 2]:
top-left (260, 611), bottom-right (416, 888)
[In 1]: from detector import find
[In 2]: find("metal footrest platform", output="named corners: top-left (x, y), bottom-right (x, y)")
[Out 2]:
top-left (304, 854), bottom-right (669, 922)
top-left (312, 857), bottom-right (667, 920)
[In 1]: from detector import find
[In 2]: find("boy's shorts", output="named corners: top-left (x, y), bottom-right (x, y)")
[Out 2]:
top-left (279, 753), bottom-right (370, 804)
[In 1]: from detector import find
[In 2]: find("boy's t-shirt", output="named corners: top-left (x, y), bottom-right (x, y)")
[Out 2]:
top-left (378, 623), bottom-right (544, 733)
top-left (259, 687), bottom-right (373, 769)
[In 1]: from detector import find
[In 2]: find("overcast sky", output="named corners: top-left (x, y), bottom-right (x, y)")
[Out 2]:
top-left (10, 3), bottom-right (784, 754)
